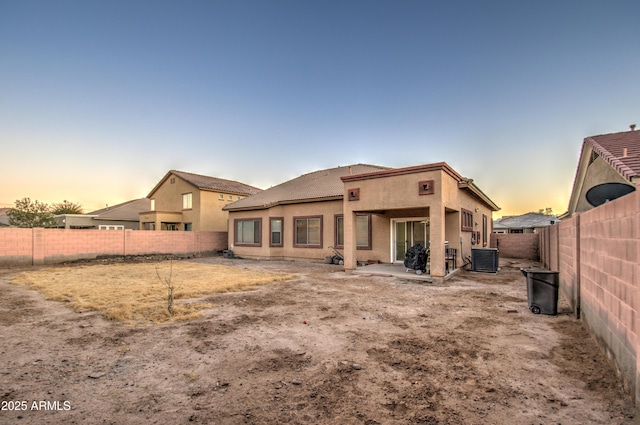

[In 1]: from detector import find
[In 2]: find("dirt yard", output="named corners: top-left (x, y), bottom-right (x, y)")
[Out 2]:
top-left (0, 257), bottom-right (635, 424)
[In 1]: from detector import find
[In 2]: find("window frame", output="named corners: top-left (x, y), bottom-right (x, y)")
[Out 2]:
top-left (293, 215), bottom-right (323, 248)
top-left (234, 218), bottom-right (262, 246)
top-left (269, 217), bottom-right (284, 247)
top-left (482, 214), bottom-right (488, 246)
top-left (334, 214), bottom-right (372, 250)
top-left (182, 192), bottom-right (193, 210)
top-left (461, 208), bottom-right (473, 232)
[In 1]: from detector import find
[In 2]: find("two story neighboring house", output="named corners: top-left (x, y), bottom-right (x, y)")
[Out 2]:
top-left (140, 170), bottom-right (262, 231)
top-left (223, 162), bottom-right (499, 280)
top-left (565, 128), bottom-right (639, 217)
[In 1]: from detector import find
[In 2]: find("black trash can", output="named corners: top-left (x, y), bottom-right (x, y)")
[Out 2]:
top-left (521, 269), bottom-right (559, 315)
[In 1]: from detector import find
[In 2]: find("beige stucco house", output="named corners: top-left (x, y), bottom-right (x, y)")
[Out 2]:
top-left (565, 128), bottom-right (639, 217)
top-left (223, 162), bottom-right (499, 280)
top-left (140, 170), bottom-right (262, 231)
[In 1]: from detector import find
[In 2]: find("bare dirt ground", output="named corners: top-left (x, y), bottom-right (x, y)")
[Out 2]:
top-left (0, 256), bottom-right (636, 424)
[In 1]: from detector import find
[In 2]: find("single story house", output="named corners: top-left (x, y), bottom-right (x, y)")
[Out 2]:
top-left (54, 198), bottom-right (152, 230)
top-left (140, 170), bottom-right (262, 231)
top-left (565, 127), bottom-right (639, 217)
top-left (223, 162), bottom-right (499, 280)
top-left (493, 212), bottom-right (558, 234)
top-left (0, 208), bottom-right (10, 227)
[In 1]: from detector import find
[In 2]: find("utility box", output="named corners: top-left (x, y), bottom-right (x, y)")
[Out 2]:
top-left (471, 248), bottom-right (499, 273)
top-left (222, 250), bottom-right (234, 259)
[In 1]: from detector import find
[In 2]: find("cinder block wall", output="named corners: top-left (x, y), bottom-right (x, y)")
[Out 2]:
top-left (490, 233), bottom-right (539, 260)
top-left (558, 218), bottom-right (579, 313)
top-left (578, 191), bottom-right (639, 404)
top-left (541, 190), bottom-right (639, 406)
top-left (0, 229), bottom-right (228, 266)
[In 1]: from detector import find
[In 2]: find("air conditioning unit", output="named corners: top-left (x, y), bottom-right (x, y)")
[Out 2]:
top-left (471, 248), bottom-right (499, 273)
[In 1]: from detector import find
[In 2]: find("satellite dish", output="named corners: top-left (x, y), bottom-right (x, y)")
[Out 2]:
top-left (585, 183), bottom-right (636, 207)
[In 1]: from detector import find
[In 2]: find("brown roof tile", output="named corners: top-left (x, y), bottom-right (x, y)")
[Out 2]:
top-left (89, 198), bottom-right (152, 221)
top-left (223, 164), bottom-right (389, 211)
top-left (586, 130), bottom-right (640, 181)
top-left (149, 170), bottom-right (262, 197)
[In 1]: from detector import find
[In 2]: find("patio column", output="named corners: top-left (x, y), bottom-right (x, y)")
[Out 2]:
top-left (430, 207), bottom-right (445, 280)
top-left (343, 211), bottom-right (357, 271)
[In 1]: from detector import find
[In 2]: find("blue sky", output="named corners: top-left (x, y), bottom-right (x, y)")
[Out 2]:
top-left (2, 0), bottom-right (639, 217)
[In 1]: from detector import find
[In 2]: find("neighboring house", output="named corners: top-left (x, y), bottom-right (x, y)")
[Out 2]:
top-left (0, 208), bottom-right (10, 227)
top-left (493, 212), bottom-right (558, 234)
top-left (565, 128), bottom-right (639, 217)
top-left (140, 170), bottom-right (262, 231)
top-left (54, 199), bottom-right (152, 230)
top-left (223, 162), bottom-right (499, 280)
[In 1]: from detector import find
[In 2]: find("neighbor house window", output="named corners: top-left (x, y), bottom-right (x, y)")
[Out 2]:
top-left (294, 216), bottom-right (322, 247)
top-left (144, 222), bottom-right (155, 230)
top-left (219, 194), bottom-right (224, 200)
top-left (335, 214), bottom-right (372, 249)
top-left (235, 218), bottom-right (261, 245)
top-left (228, 195), bottom-right (233, 201)
top-left (461, 209), bottom-right (473, 232)
top-left (184, 223), bottom-right (192, 231)
top-left (99, 225), bottom-right (124, 230)
top-left (150, 199), bottom-right (155, 211)
top-left (183, 193), bottom-right (192, 209)
top-left (270, 218), bottom-right (283, 247)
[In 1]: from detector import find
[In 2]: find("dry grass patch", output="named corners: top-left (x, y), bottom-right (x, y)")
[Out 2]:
top-left (10, 261), bottom-right (295, 325)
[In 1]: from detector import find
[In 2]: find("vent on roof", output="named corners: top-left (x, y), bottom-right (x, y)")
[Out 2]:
top-left (589, 150), bottom-right (599, 165)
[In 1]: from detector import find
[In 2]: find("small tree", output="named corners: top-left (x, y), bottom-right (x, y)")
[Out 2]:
top-left (156, 261), bottom-right (177, 316)
top-left (51, 200), bottom-right (84, 215)
top-left (7, 198), bottom-right (57, 228)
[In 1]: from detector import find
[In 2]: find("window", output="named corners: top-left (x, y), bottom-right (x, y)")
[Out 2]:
top-left (482, 214), bottom-right (488, 246)
top-left (144, 222), bottom-right (155, 230)
top-left (184, 223), bottom-right (192, 231)
top-left (219, 194), bottom-right (224, 200)
top-left (237, 196), bottom-right (241, 201)
top-left (335, 214), bottom-right (372, 249)
top-left (228, 195), bottom-right (233, 201)
top-left (150, 199), bottom-right (155, 211)
top-left (294, 216), bottom-right (322, 247)
top-left (170, 177), bottom-right (176, 184)
top-left (270, 218), bottom-right (283, 246)
top-left (99, 225), bottom-right (124, 230)
top-left (235, 219), bottom-right (261, 245)
top-left (183, 193), bottom-right (192, 209)
top-left (461, 209), bottom-right (473, 232)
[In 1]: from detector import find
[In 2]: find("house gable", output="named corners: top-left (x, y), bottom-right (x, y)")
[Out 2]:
top-left (566, 130), bottom-right (639, 215)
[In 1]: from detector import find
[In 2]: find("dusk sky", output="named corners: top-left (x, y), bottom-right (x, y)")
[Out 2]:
top-left (2, 1), bottom-right (639, 217)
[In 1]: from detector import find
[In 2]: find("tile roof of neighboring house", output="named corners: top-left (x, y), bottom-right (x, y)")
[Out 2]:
top-left (89, 198), bottom-right (152, 221)
top-left (493, 212), bottom-right (558, 229)
top-left (148, 170), bottom-right (263, 198)
top-left (223, 164), bottom-right (390, 211)
top-left (585, 130), bottom-right (640, 182)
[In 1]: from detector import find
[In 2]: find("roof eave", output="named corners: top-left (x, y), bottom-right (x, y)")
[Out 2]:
top-left (224, 195), bottom-right (344, 212)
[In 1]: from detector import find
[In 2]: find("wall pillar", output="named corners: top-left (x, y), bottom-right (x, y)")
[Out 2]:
top-left (32, 228), bottom-right (44, 265)
top-left (430, 207), bottom-right (445, 280)
top-left (343, 211), bottom-right (357, 271)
